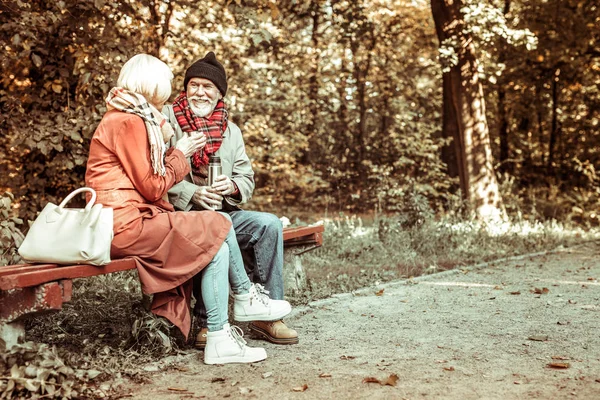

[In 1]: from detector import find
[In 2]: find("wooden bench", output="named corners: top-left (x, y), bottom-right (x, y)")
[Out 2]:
top-left (0, 224), bottom-right (324, 349)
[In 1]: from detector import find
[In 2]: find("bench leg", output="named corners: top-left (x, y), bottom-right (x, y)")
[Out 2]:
top-left (0, 280), bottom-right (73, 348)
top-left (0, 321), bottom-right (25, 350)
top-left (283, 252), bottom-right (307, 295)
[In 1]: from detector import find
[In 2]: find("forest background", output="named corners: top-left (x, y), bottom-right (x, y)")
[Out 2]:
top-left (1, 2), bottom-right (600, 396)
top-left (1, 0), bottom-right (600, 264)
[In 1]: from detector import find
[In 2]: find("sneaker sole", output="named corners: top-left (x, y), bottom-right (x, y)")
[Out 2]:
top-left (234, 304), bottom-right (292, 322)
top-left (204, 354), bottom-right (267, 364)
top-left (249, 324), bottom-right (299, 345)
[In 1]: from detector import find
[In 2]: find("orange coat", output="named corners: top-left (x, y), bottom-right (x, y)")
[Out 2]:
top-left (85, 110), bottom-right (231, 338)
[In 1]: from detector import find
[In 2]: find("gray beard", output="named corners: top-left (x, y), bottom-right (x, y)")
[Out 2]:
top-left (190, 103), bottom-right (213, 118)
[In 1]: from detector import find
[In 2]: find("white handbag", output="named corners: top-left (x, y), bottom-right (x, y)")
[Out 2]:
top-left (18, 187), bottom-right (114, 266)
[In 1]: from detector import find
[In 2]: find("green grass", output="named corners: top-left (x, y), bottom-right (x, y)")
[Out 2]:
top-left (22, 213), bottom-right (600, 374)
top-left (286, 214), bottom-right (599, 304)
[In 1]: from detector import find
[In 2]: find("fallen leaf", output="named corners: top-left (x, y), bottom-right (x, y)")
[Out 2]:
top-left (292, 384), bottom-right (308, 392)
top-left (319, 373), bottom-right (332, 378)
top-left (588, 277), bottom-right (595, 281)
top-left (557, 321), bottom-right (570, 325)
top-left (383, 374), bottom-right (399, 386)
top-left (363, 377), bottom-right (381, 384)
top-left (510, 291), bottom-right (521, 295)
top-left (494, 285), bottom-right (503, 290)
top-left (375, 289), bottom-right (385, 296)
top-left (211, 377), bottom-right (226, 383)
top-left (528, 335), bottom-right (549, 342)
top-left (547, 362), bottom-right (570, 369)
top-left (568, 299), bottom-right (577, 304)
top-left (168, 387), bottom-right (189, 391)
top-left (443, 366), bottom-right (455, 371)
top-left (552, 356), bottom-right (569, 360)
top-left (340, 355), bottom-right (356, 360)
top-left (532, 287), bottom-right (550, 294)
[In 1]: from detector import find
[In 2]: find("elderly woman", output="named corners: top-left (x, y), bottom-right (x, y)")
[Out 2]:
top-left (85, 54), bottom-right (291, 364)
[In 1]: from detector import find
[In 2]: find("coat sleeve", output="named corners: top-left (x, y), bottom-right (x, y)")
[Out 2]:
top-left (225, 124), bottom-right (255, 206)
top-left (168, 180), bottom-right (198, 211)
top-left (114, 115), bottom-right (190, 202)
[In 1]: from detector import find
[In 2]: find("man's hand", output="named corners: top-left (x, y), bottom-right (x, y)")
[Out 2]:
top-left (211, 175), bottom-right (236, 196)
top-left (191, 186), bottom-right (223, 209)
top-left (175, 132), bottom-right (206, 158)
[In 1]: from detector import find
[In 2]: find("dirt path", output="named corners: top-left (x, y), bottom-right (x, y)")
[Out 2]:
top-left (120, 242), bottom-right (600, 399)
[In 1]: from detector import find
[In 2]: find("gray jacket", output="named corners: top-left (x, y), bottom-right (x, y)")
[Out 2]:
top-left (162, 104), bottom-right (255, 211)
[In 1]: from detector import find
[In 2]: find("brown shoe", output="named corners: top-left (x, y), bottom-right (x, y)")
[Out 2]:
top-left (249, 320), bottom-right (299, 345)
top-left (195, 327), bottom-right (208, 349)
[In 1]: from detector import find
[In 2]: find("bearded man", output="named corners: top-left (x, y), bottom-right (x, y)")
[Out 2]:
top-left (163, 52), bottom-right (299, 348)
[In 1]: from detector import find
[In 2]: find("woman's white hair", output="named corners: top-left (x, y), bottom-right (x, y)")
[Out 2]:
top-left (117, 54), bottom-right (174, 106)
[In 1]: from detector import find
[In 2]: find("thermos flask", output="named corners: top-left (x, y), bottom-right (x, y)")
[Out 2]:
top-left (207, 155), bottom-right (223, 210)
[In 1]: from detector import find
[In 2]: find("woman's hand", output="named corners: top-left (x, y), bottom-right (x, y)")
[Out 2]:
top-left (175, 132), bottom-right (206, 158)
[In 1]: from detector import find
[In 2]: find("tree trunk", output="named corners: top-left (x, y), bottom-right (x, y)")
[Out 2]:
top-left (307, 0), bottom-right (321, 152)
top-left (497, 0), bottom-right (511, 174)
top-left (440, 72), bottom-right (461, 180)
top-left (548, 69), bottom-right (560, 170)
top-left (431, 0), bottom-right (505, 220)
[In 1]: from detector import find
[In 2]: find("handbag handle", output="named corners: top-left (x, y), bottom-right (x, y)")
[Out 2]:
top-left (57, 187), bottom-right (97, 213)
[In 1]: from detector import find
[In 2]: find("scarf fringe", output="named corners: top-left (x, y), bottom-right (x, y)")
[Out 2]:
top-left (105, 87), bottom-right (167, 176)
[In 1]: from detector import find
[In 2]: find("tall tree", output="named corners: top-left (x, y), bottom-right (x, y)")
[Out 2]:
top-left (430, 0), bottom-right (505, 220)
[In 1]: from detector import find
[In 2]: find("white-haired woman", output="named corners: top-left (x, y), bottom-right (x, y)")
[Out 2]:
top-left (85, 54), bottom-right (291, 364)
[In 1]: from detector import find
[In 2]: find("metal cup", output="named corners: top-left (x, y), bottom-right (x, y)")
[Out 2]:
top-left (207, 155), bottom-right (223, 210)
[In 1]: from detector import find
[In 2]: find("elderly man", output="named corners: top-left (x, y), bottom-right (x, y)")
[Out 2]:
top-left (163, 52), bottom-right (298, 348)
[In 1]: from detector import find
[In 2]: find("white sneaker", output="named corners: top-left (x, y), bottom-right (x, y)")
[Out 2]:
top-left (233, 283), bottom-right (292, 322)
top-left (204, 323), bottom-right (267, 365)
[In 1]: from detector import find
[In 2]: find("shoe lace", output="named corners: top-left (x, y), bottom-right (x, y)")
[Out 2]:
top-left (229, 325), bottom-right (247, 348)
top-left (251, 283), bottom-right (271, 307)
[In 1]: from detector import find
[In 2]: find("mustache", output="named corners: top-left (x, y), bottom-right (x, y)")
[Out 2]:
top-left (188, 95), bottom-right (210, 102)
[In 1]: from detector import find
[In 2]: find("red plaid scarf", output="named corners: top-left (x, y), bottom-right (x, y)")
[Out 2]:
top-left (172, 91), bottom-right (228, 171)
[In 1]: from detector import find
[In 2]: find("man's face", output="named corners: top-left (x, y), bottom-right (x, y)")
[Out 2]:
top-left (186, 77), bottom-right (222, 118)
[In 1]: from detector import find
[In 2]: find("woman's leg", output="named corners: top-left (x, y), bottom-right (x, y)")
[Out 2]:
top-left (203, 242), bottom-right (268, 364)
top-left (223, 223), bottom-right (252, 295)
top-left (200, 241), bottom-right (230, 332)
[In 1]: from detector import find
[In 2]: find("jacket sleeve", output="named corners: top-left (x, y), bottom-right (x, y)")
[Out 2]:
top-left (168, 180), bottom-right (198, 211)
top-left (225, 124), bottom-right (255, 206)
top-left (114, 115), bottom-right (190, 202)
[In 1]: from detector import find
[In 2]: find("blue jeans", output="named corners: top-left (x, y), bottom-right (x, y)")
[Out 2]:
top-left (194, 211), bottom-right (284, 328)
top-left (228, 210), bottom-right (284, 300)
top-left (196, 225), bottom-right (251, 331)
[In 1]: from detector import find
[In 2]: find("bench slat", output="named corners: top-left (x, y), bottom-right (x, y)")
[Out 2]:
top-left (282, 225), bottom-right (324, 242)
top-left (0, 264), bottom-right (59, 277)
top-left (0, 225), bottom-right (325, 291)
top-left (0, 259), bottom-right (137, 291)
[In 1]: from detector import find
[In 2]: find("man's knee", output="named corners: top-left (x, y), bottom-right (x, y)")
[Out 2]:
top-left (259, 212), bottom-right (283, 232)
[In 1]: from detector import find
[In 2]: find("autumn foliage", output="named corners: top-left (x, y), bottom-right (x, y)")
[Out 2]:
top-left (1, 0), bottom-right (599, 226)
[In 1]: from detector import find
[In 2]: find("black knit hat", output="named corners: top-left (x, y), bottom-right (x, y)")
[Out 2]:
top-left (184, 52), bottom-right (227, 96)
